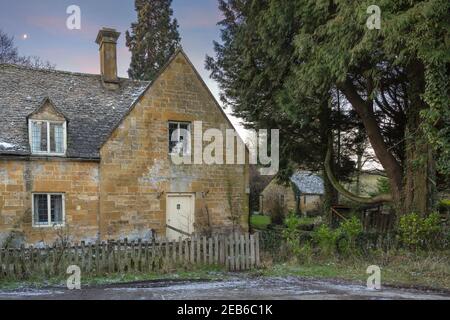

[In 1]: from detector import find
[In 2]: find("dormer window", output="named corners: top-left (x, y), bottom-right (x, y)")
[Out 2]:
top-left (30, 120), bottom-right (66, 155)
top-left (28, 97), bottom-right (67, 156)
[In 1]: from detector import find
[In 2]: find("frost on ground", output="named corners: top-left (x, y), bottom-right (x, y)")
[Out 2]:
top-left (0, 277), bottom-right (449, 300)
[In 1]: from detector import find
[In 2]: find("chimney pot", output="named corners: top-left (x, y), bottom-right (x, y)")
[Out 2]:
top-left (96, 28), bottom-right (121, 89)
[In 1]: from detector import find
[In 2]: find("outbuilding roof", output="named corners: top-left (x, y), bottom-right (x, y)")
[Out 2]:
top-left (290, 171), bottom-right (325, 195)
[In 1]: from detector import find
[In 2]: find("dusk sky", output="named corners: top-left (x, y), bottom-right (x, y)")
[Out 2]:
top-left (0, 0), bottom-right (247, 134)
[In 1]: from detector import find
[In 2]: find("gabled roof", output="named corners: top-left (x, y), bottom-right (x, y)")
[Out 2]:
top-left (0, 64), bottom-right (149, 158)
top-left (290, 171), bottom-right (324, 195)
top-left (27, 97), bottom-right (67, 120)
top-left (0, 48), bottom-right (243, 160)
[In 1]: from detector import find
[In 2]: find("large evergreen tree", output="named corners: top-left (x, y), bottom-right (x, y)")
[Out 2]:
top-left (206, 0), bottom-right (449, 216)
top-left (126, 0), bottom-right (181, 81)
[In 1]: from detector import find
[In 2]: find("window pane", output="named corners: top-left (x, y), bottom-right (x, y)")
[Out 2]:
top-left (31, 122), bottom-right (46, 153)
top-left (168, 122), bottom-right (191, 155)
top-left (50, 124), bottom-right (64, 153)
top-left (51, 195), bottom-right (63, 225)
top-left (168, 123), bottom-right (179, 154)
top-left (34, 195), bottom-right (48, 225)
top-left (40, 122), bottom-right (48, 152)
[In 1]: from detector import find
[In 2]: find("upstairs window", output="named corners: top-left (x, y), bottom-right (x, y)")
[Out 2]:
top-left (32, 193), bottom-right (65, 227)
top-left (168, 122), bottom-right (191, 156)
top-left (30, 120), bottom-right (66, 155)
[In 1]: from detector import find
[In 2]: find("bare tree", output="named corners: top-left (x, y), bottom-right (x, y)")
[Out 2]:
top-left (0, 29), bottom-right (55, 69)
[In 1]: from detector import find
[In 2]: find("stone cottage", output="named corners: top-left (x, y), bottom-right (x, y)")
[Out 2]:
top-left (0, 28), bottom-right (249, 246)
top-left (260, 171), bottom-right (324, 217)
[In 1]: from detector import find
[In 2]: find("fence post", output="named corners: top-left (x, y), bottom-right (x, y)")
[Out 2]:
top-left (255, 232), bottom-right (260, 267)
top-left (240, 234), bottom-right (245, 271)
top-left (250, 234), bottom-right (255, 269)
top-left (208, 237), bottom-right (213, 265)
top-left (233, 233), bottom-right (239, 271)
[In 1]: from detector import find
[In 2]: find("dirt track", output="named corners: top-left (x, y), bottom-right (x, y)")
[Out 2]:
top-left (0, 277), bottom-right (449, 300)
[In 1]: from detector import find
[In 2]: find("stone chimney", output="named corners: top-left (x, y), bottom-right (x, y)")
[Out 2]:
top-left (95, 28), bottom-right (121, 89)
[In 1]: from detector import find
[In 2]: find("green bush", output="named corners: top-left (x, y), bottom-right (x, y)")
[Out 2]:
top-left (398, 213), bottom-right (442, 250)
top-left (282, 212), bottom-right (301, 255)
top-left (312, 216), bottom-right (363, 256)
top-left (313, 224), bottom-right (338, 255)
top-left (340, 216), bottom-right (363, 240)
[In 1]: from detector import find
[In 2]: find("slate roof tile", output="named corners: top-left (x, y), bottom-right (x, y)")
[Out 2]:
top-left (0, 64), bottom-right (149, 159)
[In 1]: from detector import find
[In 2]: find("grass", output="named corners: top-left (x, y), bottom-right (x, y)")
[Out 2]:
top-left (251, 215), bottom-right (271, 230)
top-left (0, 266), bottom-right (229, 290)
top-left (255, 250), bottom-right (450, 291)
top-left (251, 214), bottom-right (322, 231)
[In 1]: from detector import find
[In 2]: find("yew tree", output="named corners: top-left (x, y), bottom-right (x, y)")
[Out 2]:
top-left (207, 0), bottom-right (449, 216)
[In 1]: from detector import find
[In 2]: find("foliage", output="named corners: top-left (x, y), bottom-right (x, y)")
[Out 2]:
top-left (312, 216), bottom-right (363, 256)
top-left (263, 190), bottom-right (286, 225)
top-left (280, 213), bottom-right (316, 262)
top-left (126, 0), bottom-right (181, 81)
top-left (313, 224), bottom-right (338, 256)
top-left (206, 0), bottom-right (449, 213)
top-left (398, 212), bottom-right (442, 250)
top-left (281, 213), bottom-right (301, 253)
top-left (374, 177), bottom-right (390, 196)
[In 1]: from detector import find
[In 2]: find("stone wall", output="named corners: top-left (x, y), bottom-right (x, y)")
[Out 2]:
top-left (0, 159), bottom-right (99, 246)
top-left (0, 52), bottom-right (250, 246)
top-left (261, 180), bottom-right (322, 217)
top-left (99, 52), bottom-right (249, 240)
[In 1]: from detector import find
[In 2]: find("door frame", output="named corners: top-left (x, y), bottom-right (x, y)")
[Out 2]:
top-left (166, 193), bottom-right (196, 238)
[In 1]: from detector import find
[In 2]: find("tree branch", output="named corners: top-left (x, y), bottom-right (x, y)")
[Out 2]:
top-left (325, 139), bottom-right (392, 204)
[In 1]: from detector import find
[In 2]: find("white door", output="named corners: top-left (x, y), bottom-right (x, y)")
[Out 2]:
top-left (166, 194), bottom-right (195, 240)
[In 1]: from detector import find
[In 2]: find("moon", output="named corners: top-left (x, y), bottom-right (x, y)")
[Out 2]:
top-left (22, 34), bottom-right (28, 40)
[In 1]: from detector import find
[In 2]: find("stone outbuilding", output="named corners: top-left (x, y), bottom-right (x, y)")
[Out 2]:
top-left (260, 171), bottom-right (324, 217)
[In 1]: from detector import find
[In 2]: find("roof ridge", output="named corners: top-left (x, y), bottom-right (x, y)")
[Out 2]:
top-left (0, 63), bottom-right (149, 84)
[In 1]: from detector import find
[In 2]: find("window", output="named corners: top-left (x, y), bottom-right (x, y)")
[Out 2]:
top-left (280, 194), bottom-right (285, 207)
top-left (32, 194), bottom-right (65, 227)
top-left (168, 122), bottom-right (191, 155)
top-left (30, 120), bottom-right (66, 155)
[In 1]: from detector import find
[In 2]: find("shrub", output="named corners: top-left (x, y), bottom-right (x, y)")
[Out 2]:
top-left (313, 224), bottom-right (338, 255)
top-left (282, 212), bottom-right (301, 255)
top-left (312, 216), bottom-right (363, 256)
top-left (340, 216), bottom-right (363, 242)
top-left (398, 213), bottom-right (442, 250)
top-left (264, 191), bottom-right (286, 225)
top-left (335, 216), bottom-right (363, 255)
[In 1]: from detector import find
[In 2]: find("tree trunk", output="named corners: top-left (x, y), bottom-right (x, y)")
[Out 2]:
top-left (339, 80), bottom-right (403, 211)
top-left (356, 152), bottom-right (363, 195)
top-left (403, 61), bottom-right (437, 216)
top-left (320, 100), bottom-right (339, 223)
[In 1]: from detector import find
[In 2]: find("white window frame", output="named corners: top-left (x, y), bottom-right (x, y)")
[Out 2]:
top-left (168, 121), bottom-right (191, 156)
top-left (29, 120), bottom-right (67, 156)
top-left (32, 193), bottom-right (66, 228)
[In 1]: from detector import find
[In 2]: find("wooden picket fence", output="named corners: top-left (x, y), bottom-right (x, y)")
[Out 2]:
top-left (0, 233), bottom-right (260, 280)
